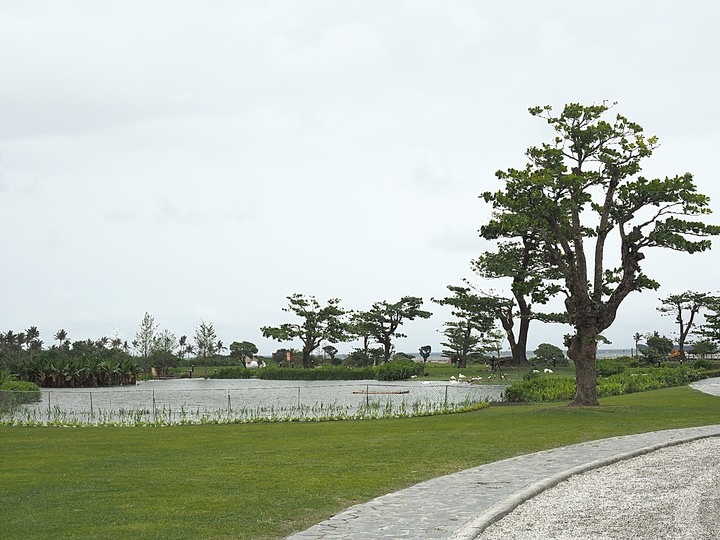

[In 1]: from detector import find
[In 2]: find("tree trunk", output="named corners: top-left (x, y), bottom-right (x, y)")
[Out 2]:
top-left (382, 340), bottom-right (392, 362)
top-left (514, 304), bottom-right (532, 365)
top-left (567, 325), bottom-right (600, 406)
top-left (510, 342), bottom-right (526, 366)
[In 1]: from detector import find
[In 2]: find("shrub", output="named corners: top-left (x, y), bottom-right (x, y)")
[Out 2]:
top-left (506, 366), bottom-right (707, 402)
top-left (256, 366), bottom-right (375, 381)
top-left (504, 377), bottom-right (576, 402)
top-left (532, 343), bottom-right (568, 367)
top-left (691, 359), bottom-right (718, 371)
top-left (210, 366), bottom-right (254, 379)
top-left (374, 359), bottom-right (425, 381)
top-left (0, 380), bottom-right (42, 407)
top-left (699, 368), bottom-right (720, 378)
top-left (598, 367), bottom-right (701, 396)
top-left (596, 359), bottom-right (628, 377)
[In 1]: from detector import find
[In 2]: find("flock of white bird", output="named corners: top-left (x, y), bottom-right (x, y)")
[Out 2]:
top-left (446, 368), bottom-right (553, 383)
top-left (410, 368), bottom-right (555, 384)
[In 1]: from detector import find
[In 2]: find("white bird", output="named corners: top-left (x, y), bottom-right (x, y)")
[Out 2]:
top-left (458, 374), bottom-right (466, 380)
top-left (411, 375), bottom-right (417, 378)
top-left (533, 369), bottom-right (540, 373)
top-left (450, 375), bottom-right (457, 381)
top-left (544, 368), bottom-right (554, 373)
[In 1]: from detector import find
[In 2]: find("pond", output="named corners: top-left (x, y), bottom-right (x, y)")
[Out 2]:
top-left (5, 379), bottom-right (507, 426)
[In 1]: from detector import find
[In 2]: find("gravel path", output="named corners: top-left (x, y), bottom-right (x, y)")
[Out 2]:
top-left (478, 437), bottom-right (720, 540)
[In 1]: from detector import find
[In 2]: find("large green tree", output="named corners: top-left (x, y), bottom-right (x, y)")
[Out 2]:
top-left (701, 298), bottom-right (720, 343)
top-left (473, 235), bottom-right (564, 365)
top-left (194, 320), bottom-right (217, 377)
top-left (134, 312), bottom-right (158, 360)
top-left (229, 341), bottom-right (258, 363)
top-left (355, 296), bottom-right (432, 363)
top-left (642, 331), bottom-right (674, 366)
top-left (433, 286), bottom-right (497, 368)
top-left (657, 291), bottom-right (718, 358)
top-left (533, 343), bottom-right (567, 367)
top-left (440, 322), bottom-right (485, 367)
top-left (482, 102), bottom-right (720, 405)
top-left (261, 294), bottom-right (348, 368)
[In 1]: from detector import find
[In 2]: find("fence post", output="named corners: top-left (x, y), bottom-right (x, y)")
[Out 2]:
top-left (227, 389), bottom-right (231, 416)
top-left (48, 391), bottom-right (51, 416)
top-left (152, 390), bottom-right (156, 421)
top-left (366, 385), bottom-right (369, 407)
top-left (297, 387), bottom-right (301, 409)
top-left (444, 385), bottom-right (448, 408)
top-left (90, 392), bottom-right (93, 417)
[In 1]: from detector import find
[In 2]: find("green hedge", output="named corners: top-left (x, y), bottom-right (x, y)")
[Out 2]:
top-left (0, 380), bottom-right (42, 406)
top-left (505, 377), bottom-right (576, 402)
top-left (375, 359), bottom-right (425, 381)
top-left (209, 367), bottom-right (254, 379)
top-left (208, 366), bottom-right (376, 380)
top-left (505, 366), bottom-right (708, 402)
top-left (691, 359), bottom-right (720, 371)
top-left (595, 358), bottom-right (629, 377)
top-left (699, 368), bottom-right (720, 378)
top-left (258, 366), bottom-right (375, 381)
top-left (208, 364), bottom-right (426, 381)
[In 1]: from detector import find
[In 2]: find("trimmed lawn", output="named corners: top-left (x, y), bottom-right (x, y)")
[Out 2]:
top-left (2, 386), bottom-right (719, 539)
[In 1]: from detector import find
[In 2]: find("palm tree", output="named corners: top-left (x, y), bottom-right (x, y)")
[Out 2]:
top-left (30, 339), bottom-right (43, 356)
top-left (195, 321), bottom-right (217, 377)
top-left (1, 330), bottom-right (18, 355)
top-left (16, 332), bottom-right (26, 353)
top-left (25, 326), bottom-right (40, 351)
top-left (54, 329), bottom-right (68, 349)
top-left (178, 335), bottom-right (188, 361)
top-left (633, 332), bottom-right (642, 358)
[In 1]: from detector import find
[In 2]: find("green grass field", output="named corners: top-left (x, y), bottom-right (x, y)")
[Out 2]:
top-left (2, 385), bottom-right (718, 539)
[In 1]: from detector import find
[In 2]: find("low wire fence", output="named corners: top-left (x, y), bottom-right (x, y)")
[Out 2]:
top-left (0, 382), bottom-right (505, 426)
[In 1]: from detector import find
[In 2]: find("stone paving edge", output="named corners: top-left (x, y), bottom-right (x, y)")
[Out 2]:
top-left (447, 430), bottom-right (720, 540)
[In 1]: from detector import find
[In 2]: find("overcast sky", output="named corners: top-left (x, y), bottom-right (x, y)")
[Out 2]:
top-left (2, 1), bottom-right (719, 356)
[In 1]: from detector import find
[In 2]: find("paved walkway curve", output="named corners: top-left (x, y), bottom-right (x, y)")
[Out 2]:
top-left (286, 378), bottom-right (720, 540)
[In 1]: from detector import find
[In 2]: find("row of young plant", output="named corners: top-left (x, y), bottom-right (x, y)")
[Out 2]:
top-left (505, 362), bottom-right (720, 402)
top-left (0, 396), bottom-right (489, 427)
top-left (209, 358), bottom-right (425, 381)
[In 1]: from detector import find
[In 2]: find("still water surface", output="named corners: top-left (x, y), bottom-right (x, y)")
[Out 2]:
top-left (17, 379), bottom-right (506, 424)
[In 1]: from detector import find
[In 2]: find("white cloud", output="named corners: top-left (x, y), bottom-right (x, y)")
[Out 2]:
top-left (1, 0), bottom-right (719, 354)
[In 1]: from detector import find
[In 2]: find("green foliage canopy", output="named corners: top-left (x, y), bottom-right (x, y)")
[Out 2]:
top-left (657, 291), bottom-right (718, 357)
top-left (481, 102), bottom-right (720, 405)
top-left (261, 294), bottom-right (349, 368)
top-left (354, 296), bottom-right (431, 363)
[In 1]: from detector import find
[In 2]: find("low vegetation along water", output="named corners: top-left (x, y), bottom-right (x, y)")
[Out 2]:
top-left (1, 378), bottom-right (506, 426)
